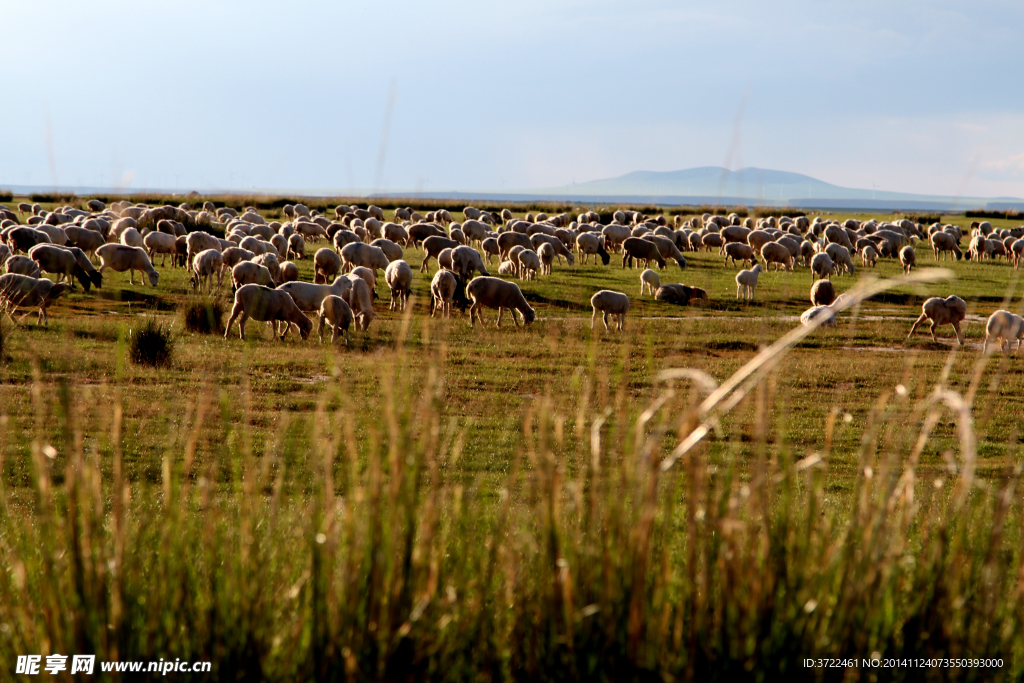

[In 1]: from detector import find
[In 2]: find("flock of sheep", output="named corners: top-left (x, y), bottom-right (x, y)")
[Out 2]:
top-left (1, 198), bottom-right (1023, 352)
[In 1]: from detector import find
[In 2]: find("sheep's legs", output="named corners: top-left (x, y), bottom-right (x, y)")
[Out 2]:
top-left (591, 309), bottom-right (597, 329)
top-left (602, 312), bottom-right (610, 332)
top-left (317, 315), bottom-right (326, 343)
top-left (952, 322), bottom-right (964, 345)
top-left (907, 313), bottom-right (928, 339)
top-left (495, 308), bottom-right (503, 328)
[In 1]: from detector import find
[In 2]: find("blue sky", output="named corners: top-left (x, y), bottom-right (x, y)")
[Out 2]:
top-left (2, 0), bottom-right (1023, 197)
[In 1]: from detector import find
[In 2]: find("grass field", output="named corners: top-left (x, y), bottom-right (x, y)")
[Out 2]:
top-left (2, 197), bottom-right (1024, 680)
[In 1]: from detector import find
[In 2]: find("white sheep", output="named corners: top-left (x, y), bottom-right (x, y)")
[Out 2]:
top-left (287, 233), bottom-right (306, 260)
top-left (0, 273), bottom-right (71, 325)
top-left (899, 246), bottom-right (916, 274)
top-left (907, 295), bottom-right (967, 344)
top-left (96, 244), bottom-right (160, 287)
top-left (224, 284), bottom-right (312, 341)
top-left (120, 228), bottom-right (144, 249)
top-left (191, 248), bottom-right (224, 292)
top-left (824, 243), bottom-right (855, 276)
top-left (385, 259), bottom-right (412, 311)
top-left (344, 277), bottom-right (377, 331)
top-left (314, 247), bottom-right (342, 284)
top-left (466, 277), bottom-right (535, 327)
top-left (231, 261), bottom-right (275, 290)
top-left (317, 295), bottom-right (354, 345)
top-left (800, 306), bottom-right (837, 328)
top-left (640, 268), bottom-right (660, 296)
top-left (735, 264), bottom-right (762, 300)
top-left (983, 310), bottom-right (1024, 353)
top-left (590, 290), bottom-right (630, 331)
top-left (430, 269), bottom-right (459, 318)
top-left (143, 231), bottom-right (178, 267)
top-left (537, 242), bottom-right (554, 276)
top-left (810, 253), bottom-right (834, 280)
top-left (518, 249), bottom-right (540, 280)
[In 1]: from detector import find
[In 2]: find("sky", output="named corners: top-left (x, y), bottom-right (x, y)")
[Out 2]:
top-left (2, 0), bottom-right (1023, 198)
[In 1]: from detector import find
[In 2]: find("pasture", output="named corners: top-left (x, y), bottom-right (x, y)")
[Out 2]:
top-left (2, 197), bottom-right (1024, 680)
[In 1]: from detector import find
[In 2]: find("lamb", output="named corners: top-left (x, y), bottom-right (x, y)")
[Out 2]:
top-left (824, 243), bottom-right (856, 276)
top-left (761, 242), bottom-right (794, 271)
top-left (518, 249), bottom-right (540, 280)
top-left (430, 269), bottom-right (460, 318)
top-left (983, 310), bottom-right (1024, 353)
top-left (576, 233), bottom-right (611, 265)
top-left (0, 273), bottom-right (71, 325)
top-left (800, 306), bottom-right (837, 328)
top-left (907, 295), bottom-right (967, 345)
top-left (231, 261), bottom-right (275, 291)
top-left (537, 242), bottom-right (555, 276)
top-left (28, 244), bottom-right (94, 291)
top-left (735, 264), bottom-right (762, 300)
top-left (317, 295), bottom-right (354, 344)
top-left (899, 246), bottom-right (916, 274)
top-left (930, 231), bottom-right (963, 261)
top-left (811, 253), bottom-right (834, 280)
top-left (384, 259), bottom-right (413, 311)
top-left (498, 260), bottom-right (517, 276)
top-left (191, 249), bottom-right (224, 292)
top-left (96, 244), bottom-right (160, 286)
top-left (622, 237), bottom-right (667, 270)
top-left (344, 278), bottom-right (377, 330)
top-left (314, 248), bottom-right (342, 284)
top-left (809, 279), bottom-right (836, 307)
top-left (640, 268), bottom-right (660, 296)
top-left (466, 277), bottom-right (536, 327)
top-left (120, 228), bottom-right (145, 248)
top-left (287, 233), bottom-right (306, 260)
top-left (224, 284), bottom-right (312, 341)
top-left (348, 266), bottom-right (377, 301)
top-left (724, 242), bottom-right (755, 268)
top-left (654, 284), bottom-right (707, 305)
top-left (143, 231), bottom-right (178, 267)
top-left (860, 244), bottom-right (879, 268)
top-left (277, 276), bottom-right (353, 314)
top-left (590, 290), bottom-right (630, 331)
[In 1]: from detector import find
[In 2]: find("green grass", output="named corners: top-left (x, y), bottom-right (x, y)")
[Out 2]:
top-left (2, 199), bottom-right (1024, 678)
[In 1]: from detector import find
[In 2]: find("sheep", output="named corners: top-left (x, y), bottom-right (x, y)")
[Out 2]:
top-left (451, 245), bottom-right (490, 279)
top-left (809, 279), bottom-right (836, 307)
top-left (63, 226), bottom-right (106, 256)
top-left (466, 277), bottom-right (535, 327)
top-left (220, 246), bottom-right (255, 273)
top-left (576, 233), bottom-right (610, 265)
top-left (481, 237), bottom-right (500, 264)
top-left (860, 244), bottom-right (879, 268)
top-left (28, 244), bottom-right (93, 291)
top-left (622, 237), bottom-right (667, 270)
top-left (313, 248), bottom-right (342, 284)
top-left (701, 233), bottom-right (724, 252)
top-left (602, 224), bottom-right (632, 252)
top-left (724, 242), bottom-right (755, 268)
top-left (497, 231), bottom-right (534, 260)
top-left (761, 242), bottom-right (794, 271)
top-left (287, 233), bottom-right (306, 260)
top-left (984, 310), bottom-right (1024, 353)
top-left (5, 227), bottom-right (52, 254)
top-left (899, 246), bottom-right (916, 275)
top-left (344, 277), bottom-right (377, 331)
top-left (191, 249), bottom-right (224, 292)
top-left (317, 295), bottom-right (354, 344)
top-left (735, 264), bottom-right (762, 300)
top-left (640, 268), bottom-right (660, 296)
top-left (143, 231), bottom-right (178, 267)
top-left (273, 261), bottom-right (296, 284)
top-left (590, 290), bottom-right (630, 331)
top-left (811, 253), bottom-right (834, 280)
top-left (239, 236), bottom-right (267, 257)
top-left (907, 295), bottom-right (967, 345)
top-left (96, 244), bottom-right (159, 286)
top-left (430, 269), bottom-right (460, 318)
top-left (824, 244), bottom-right (856, 276)
top-left (231, 261), bottom-right (275, 292)
top-left (370, 238), bottom-right (403, 263)
top-left (0, 273), bottom-right (71, 325)
top-left (516, 249), bottom-right (539, 281)
top-left (186, 231), bottom-right (222, 266)
top-left (35, 224), bottom-right (68, 245)
top-left (930, 231), bottom-right (963, 261)
top-left (497, 260), bottom-right (517, 276)
top-left (655, 284), bottom-right (707, 305)
top-left (5, 255), bottom-right (42, 278)
top-left (332, 229), bottom-right (361, 252)
top-left (277, 276), bottom-right (353, 314)
top-left (530, 233), bottom-right (577, 266)
top-left (968, 234), bottom-right (991, 261)
top-left (224, 284), bottom-right (312, 341)
top-left (384, 259), bottom-right (413, 311)
top-left (800, 306), bottom-right (837, 328)
top-left (461, 219), bottom-right (490, 245)
top-left (538, 242), bottom-right (554, 276)
top-left (419, 235), bottom-right (460, 274)
top-left (348, 266), bottom-right (377, 301)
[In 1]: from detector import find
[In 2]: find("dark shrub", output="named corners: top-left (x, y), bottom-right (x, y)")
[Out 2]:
top-left (182, 298), bottom-right (225, 335)
top-left (129, 319), bottom-right (173, 366)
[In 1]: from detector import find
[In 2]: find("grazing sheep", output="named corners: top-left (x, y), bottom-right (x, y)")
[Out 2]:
top-left (800, 306), bottom-right (837, 328)
top-left (811, 252), bottom-right (834, 280)
top-left (984, 310), bottom-right (1024, 353)
top-left (191, 248), bottom-right (224, 292)
top-left (497, 231), bottom-right (534, 260)
top-left (761, 242), bottom-right (794, 271)
top-left (370, 238), bottom-right (403, 263)
top-left (277, 261), bottom-right (299, 284)
top-left (384, 259), bottom-right (413, 311)
top-left (576, 233), bottom-right (611, 265)
top-left (735, 264), bottom-right (762, 300)
top-left (481, 237), bottom-right (500, 263)
top-left (640, 268), bottom-right (660, 296)
top-left (907, 295), bottom-right (967, 345)
top-left (5, 227), bottom-right (52, 253)
top-left (899, 246), bottom-right (916, 274)
top-left (860, 244), bottom-right (879, 268)
top-left (332, 229), bottom-right (361, 252)
top-left (348, 266), bottom-right (377, 301)
top-left (224, 284), bottom-right (312, 341)
top-left (340, 241), bottom-right (390, 273)
top-left (5, 255), bottom-right (42, 278)
top-left (143, 231), bottom-right (178, 267)
top-left (824, 244), bottom-right (856, 276)
top-left (35, 224), bottom-right (68, 245)
top-left (277, 275), bottom-right (353, 315)
top-left (701, 233), bottom-right (724, 252)
top-left (318, 295), bottom-right (354, 344)
top-left (724, 242), bottom-right (755, 268)
top-left (239, 236), bottom-right (267, 257)
top-left (287, 233), bottom-right (306, 260)
top-left (186, 231), bottom-right (222, 266)
top-left (622, 237), bottom-right (667, 270)
top-left (451, 245), bottom-right (490, 279)
top-left (419, 236), bottom-right (460, 273)
top-left (28, 244), bottom-right (93, 290)
top-left (497, 260), bottom-right (517, 276)
top-left (430, 269), bottom-right (460, 318)
top-left (231, 261), bottom-right (275, 291)
top-left (530, 233), bottom-right (577, 266)
top-left (518, 249), bottom-right (540, 280)
top-left (314, 247), bottom-right (343, 284)
top-left (344, 278), bottom-right (377, 330)
top-left (96, 244), bottom-right (160, 286)
top-left (930, 231), bottom-right (963, 261)
top-left (466, 277), bottom-right (535, 327)
top-left (809, 279), bottom-right (836, 307)
top-left (0, 273), bottom-right (71, 324)
top-left (537, 242), bottom-right (554, 276)
top-left (63, 226), bottom-right (106, 256)
top-left (655, 284), bottom-right (707, 305)
top-left (590, 290), bottom-right (630, 331)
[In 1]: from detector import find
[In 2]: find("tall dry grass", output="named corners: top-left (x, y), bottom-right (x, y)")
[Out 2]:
top-left (0, 273), bottom-right (1022, 681)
